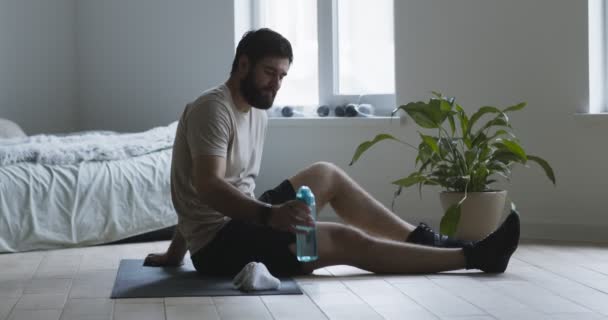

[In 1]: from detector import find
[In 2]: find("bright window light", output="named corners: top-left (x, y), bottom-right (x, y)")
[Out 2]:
top-left (254, 0), bottom-right (319, 106)
top-left (588, 0), bottom-right (606, 113)
top-left (337, 0), bottom-right (395, 95)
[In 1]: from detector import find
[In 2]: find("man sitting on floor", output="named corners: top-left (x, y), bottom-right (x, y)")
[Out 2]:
top-left (145, 28), bottom-right (519, 276)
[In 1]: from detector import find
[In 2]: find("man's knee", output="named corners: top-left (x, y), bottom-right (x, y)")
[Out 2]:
top-left (307, 161), bottom-right (342, 178)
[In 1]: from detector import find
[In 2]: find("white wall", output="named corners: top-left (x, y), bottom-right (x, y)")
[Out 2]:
top-left (77, 0), bottom-right (235, 132)
top-left (0, 0), bottom-right (78, 134)
top-left (0, 0), bottom-right (234, 134)
top-left (258, 0), bottom-right (608, 242)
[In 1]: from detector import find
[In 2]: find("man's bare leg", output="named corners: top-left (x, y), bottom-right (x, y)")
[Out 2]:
top-left (290, 222), bottom-right (466, 274)
top-left (288, 162), bottom-right (416, 242)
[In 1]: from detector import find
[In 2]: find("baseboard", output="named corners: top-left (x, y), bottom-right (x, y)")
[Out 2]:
top-left (521, 222), bottom-right (608, 244)
top-left (108, 225), bottom-right (176, 245)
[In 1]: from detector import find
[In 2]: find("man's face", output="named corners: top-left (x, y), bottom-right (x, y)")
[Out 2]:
top-left (240, 56), bottom-right (290, 110)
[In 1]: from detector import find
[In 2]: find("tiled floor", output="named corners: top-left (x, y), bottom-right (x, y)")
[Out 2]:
top-left (0, 240), bottom-right (607, 320)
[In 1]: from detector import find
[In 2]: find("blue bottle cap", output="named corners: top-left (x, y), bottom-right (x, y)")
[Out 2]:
top-left (296, 186), bottom-right (315, 206)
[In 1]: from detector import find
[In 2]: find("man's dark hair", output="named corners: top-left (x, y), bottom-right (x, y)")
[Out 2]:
top-left (230, 28), bottom-right (293, 75)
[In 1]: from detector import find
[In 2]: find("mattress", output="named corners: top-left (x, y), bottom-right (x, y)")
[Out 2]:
top-left (0, 149), bottom-right (177, 253)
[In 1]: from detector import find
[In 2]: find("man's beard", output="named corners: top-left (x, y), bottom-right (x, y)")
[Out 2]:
top-left (240, 72), bottom-right (275, 110)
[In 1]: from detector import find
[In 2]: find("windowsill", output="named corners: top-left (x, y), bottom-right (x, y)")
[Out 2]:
top-left (268, 116), bottom-right (406, 127)
top-left (573, 113), bottom-right (608, 127)
top-left (573, 112), bottom-right (608, 117)
top-left (573, 112), bottom-right (608, 119)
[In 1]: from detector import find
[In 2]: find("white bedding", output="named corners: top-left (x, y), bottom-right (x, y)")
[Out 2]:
top-left (0, 122), bottom-right (177, 166)
top-left (0, 148), bottom-right (177, 253)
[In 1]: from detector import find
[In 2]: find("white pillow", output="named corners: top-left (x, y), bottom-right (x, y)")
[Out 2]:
top-left (0, 118), bottom-right (27, 139)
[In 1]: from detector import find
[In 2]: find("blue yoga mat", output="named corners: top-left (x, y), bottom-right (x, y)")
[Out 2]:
top-left (111, 259), bottom-right (303, 298)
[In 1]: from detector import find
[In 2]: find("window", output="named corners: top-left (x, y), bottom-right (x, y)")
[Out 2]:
top-left (253, 0), bottom-right (319, 107)
top-left (589, 0), bottom-right (607, 113)
top-left (239, 0), bottom-right (396, 115)
top-left (336, 0), bottom-right (395, 95)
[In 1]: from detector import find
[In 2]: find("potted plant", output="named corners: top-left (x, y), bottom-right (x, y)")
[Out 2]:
top-left (350, 92), bottom-right (556, 240)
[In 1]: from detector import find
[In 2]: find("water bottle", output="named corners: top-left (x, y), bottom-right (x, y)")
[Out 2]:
top-left (295, 186), bottom-right (318, 262)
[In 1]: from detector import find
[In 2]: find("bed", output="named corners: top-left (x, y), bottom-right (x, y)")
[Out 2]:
top-left (0, 120), bottom-right (178, 253)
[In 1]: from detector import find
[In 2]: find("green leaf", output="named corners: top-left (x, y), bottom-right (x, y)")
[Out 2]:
top-left (495, 139), bottom-right (528, 162)
top-left (447, 97), bottom-right (456, 106)
top-left (398, 98), bottom-right (453, 129)
top-left (478, 145), bottom-right (492, 161)
top-left (420, 159), bottom-right (436, 173)
top-left (350, 134), bottom-right (400, 166)
top-left (471, 132), bottom-right (488, 148)
top-left (445, 175), bottom-right (470, 192)
top-left (438, 138), bottom-right (458, 158)
top-left (464, 148), bottom-right (479, 168)
top-left (391, 172), bottom-right (427, 188)
top-left (488, 160), bottom-right (511, 175)
top-left (418, 141), bottom-right (434, 164)
top-left (479, 115), bottom-right (510, 133)
top-left (493, 150), bottom-right (524, 165)
top-left (503, 102), bottom-right (527, 113)
top-left (440, 99), bottom-right (452, 112)
top-left (394, 102), bottom-right (438, 128)
top-left (472, 166), bottom-right (490, 191)
top-left (527, 155), bottom-right (556, 185)
top-left (440, 203), bottom-right (461, 237)
top-left (455, 105), bottom-right (469, 137)
top-left (468, 106), bottom-right (502, 134)
top-left (420, 133), bottom-right (439, 154)
top-left (487, 129), bottom-right (514, 141)
top-left (448, 114), bottom-right (456, 135)
top-left (464, 137), bottom-right (472, 149)
top-left (428, 98), bottom-right (451, 125)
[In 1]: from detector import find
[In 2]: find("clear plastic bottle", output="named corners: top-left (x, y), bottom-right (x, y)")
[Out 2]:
top-left (295, 186), bottom-right (318, 262)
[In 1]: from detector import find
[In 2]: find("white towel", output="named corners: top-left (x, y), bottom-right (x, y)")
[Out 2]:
top-left (233, 262), bottom-right (281, 292)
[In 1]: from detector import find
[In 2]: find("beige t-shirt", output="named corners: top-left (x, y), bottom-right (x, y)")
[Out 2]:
top-left (170, 84), bottom-right (268, 255)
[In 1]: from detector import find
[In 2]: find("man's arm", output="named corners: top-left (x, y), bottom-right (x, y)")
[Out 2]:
top-left (193, 154), bottom-right (273, 223)
top-left (193, 155), bottom-right (314, 232)
top-left (143, 227), bottom-right (187, 266)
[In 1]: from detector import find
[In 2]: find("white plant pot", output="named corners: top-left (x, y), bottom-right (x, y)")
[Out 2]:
top-left (439, 190), bottom-right (507, 241)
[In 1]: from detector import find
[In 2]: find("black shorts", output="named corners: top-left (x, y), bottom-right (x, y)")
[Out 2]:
top-left (190, 180), bottom-right (304, 276)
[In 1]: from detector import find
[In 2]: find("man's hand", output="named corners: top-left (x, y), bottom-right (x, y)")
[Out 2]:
top-left (268, 200), bottom-right (315, 233)
top-left (143, 252), bottom-right (184, 267)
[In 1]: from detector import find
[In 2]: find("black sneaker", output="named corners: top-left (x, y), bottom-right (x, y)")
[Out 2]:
top-left (406, 222), bottom-right (474, 248)
top-left (463, 210), bottom-right (520, 273)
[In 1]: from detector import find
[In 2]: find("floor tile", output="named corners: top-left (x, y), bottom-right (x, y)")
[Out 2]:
top-left (60, 298), bottom-right (113, 320)
top-left (0, 299), bottom-right (18, 320)
top-left (23, 279), bottom-right (72, 295)
top-left (7, 309), bottom-right (62, 320)
top-left (262, 295), bottom-right (327, 320)
top-left (14, 293), bottom-right (67, 310)
top-left (112, 303), bottom-right (164, 320)
top-left (165, 304), bottom-right (220, 320)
